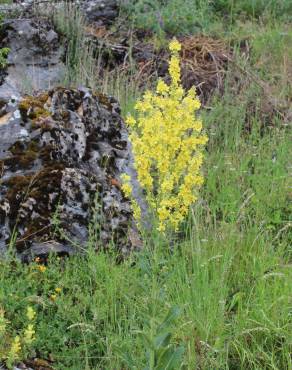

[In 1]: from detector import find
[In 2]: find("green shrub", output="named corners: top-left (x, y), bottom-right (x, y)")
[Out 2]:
top-left (213, 0), bottom-right (292, 20)
top-left (121, 0), bottom-right (213, 36)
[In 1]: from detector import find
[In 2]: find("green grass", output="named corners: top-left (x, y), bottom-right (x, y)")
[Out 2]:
top-left (1, 1), bottom-right (292, 369)
top-left (120, 0), bottom-right (213, 36)
top-left (1, 80), bottom-right (291, 367)
top-left (213, 0), bottom-right (292, 21)
top-left (121, 0), bottom-right (292, 37)
top-left (1, 212), bottom-right (291, 368)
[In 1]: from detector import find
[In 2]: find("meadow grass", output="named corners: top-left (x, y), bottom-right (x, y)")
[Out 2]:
top-left (1, 76), bottom-right (291, 368)
top-left (120, 0), bottom-right (292, 37)
top-left (0, 1), bottom-right (292, 369)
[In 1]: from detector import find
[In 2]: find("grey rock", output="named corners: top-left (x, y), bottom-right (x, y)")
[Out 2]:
top-left (81, 0), bottom-right (119, 25)
top-left (0, 0), bottom-right (119, 26)
top-left (0, 18), bottom-right (65, 99)
top-left (0, 87), bottom-right (141, 261)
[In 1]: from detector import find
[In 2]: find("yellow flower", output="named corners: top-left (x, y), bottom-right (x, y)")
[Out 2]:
top-left (9, 335), bottom-right (21, 356)
top-left (55, 287), bottom-right (62, 294)
top-left (126, 115), bottom-right (136, 126)
top-left (23, 324), bottom-right (35, 345)
top-left (132, 200), bottom-right (141, 222)
top-left (50, 294), bottom-right (57, 302)
top-left (156, 79), bottom-right (169, 95)
top-left (122, 182), bottom-right (132, 196)
top-left (37, 265), bottom-right (46, 273)
top-left (0, 308), bottom-right (7, 335)
top-left (6, 338), bottom-right (21, 368)
top-left (26, 306), bottom-right (36, 321)
top-left (157, 223), bottom-right (166, 233)
top-left (121, 173), bottom-right (132, 198)
top-left (169, 55), bottom-right (181, 85)
top-left (125, 39), bottom-right (207, 232)
top-left (169, 38), bottom-right (181, 52)
top-left (121, 173), bottom-right (131, 182)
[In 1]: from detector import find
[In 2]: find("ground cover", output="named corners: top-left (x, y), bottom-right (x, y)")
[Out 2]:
top-left (0, 1), bottom-right (291, 369)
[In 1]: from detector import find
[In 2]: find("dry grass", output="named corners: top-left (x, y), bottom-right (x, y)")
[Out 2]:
top-left (180, 36), bottom-right (230, 102)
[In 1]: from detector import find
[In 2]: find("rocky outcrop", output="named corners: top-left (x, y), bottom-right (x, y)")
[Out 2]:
top-left (0, 0), bottom-right (120, 99)
top-left (0, 1), bottom-right (119, 26)
top-left (0, 17), bottom-right (65, 100)
top-left (81, 0), bottom-right (119, 26)
top-left (0, 87), bottom-right (141, 261)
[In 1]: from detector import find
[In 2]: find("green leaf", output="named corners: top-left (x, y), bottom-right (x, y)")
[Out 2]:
top-left (139, 331), bottom-right (156, 351)
top-left (154, 331), bottom-right (171, 349)
top-left (157, 306), bottom-right (181, 333)
top-left (114, 346), bottom-right (137, 369)
top-left (156, 345), bottom-right (185, 370)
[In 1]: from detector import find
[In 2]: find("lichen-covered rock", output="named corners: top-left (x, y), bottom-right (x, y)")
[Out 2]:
top-left (0, 0), bottom-right (119, 27)
top-left (0, 87), bottom-right (141, 261)
top-left (0, 18), bottom-right (65, 100)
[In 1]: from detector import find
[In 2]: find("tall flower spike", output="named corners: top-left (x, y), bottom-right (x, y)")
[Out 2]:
top-left (123, 39), bottom-right (207, 232)
top-left (169, 38), bottom-right (182, 52)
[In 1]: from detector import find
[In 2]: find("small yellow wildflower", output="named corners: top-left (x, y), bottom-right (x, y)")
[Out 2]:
top-left (121, 173), bottom-right (131, 182)
top-left (169, 38), bottom-right (181, 52)
top-left (157, 223), bottom-right (166, 233)
top-left (8, 335), bottom-right (21, 358)
top-left (0, 308), bottom-right (7, 335)
top-left (120, 173), bottom-right (132, 198)
top-left (126, 115), bottom-right (136, 126)
top-left (23, 324), bottom-right (35, 345)
top-left (168, 53), bottom-right (181, 85)
top-left (26, 306), bottom-right (36, 321)
top-left (132, 200), bottom-right (141, 222)
top-left (50, 294), bottom-right (57, 302)
top-left (37, 265), bottom-right (46, 273)
top-left (157, 79), bottom-right (169, 95)
top-left (122, 183), bottom-right (132, 197)
top-left (55, 287), bottom-right (62, 294)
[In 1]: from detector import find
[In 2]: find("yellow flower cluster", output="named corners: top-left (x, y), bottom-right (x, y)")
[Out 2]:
top-left (37, 264), bottom-right (46, 273)
top-left (0, 308), bottom-right (7, 337)
top-left (23, 324), bottom-right (35, 345)
top-left (7, 336), bottom-right (21, 366)
top-left (121, 174), bottom-right (142, 223)
top-left (23, 306), bottom-right (36, 347)
top-left (0, 306), bottom-right (36, 368)
top-left (124, 39), bottom-right (208, 232)
top-left (50, 286), bottom-right (62, 302)
top-left (26, 306), bottom-right (36, 321)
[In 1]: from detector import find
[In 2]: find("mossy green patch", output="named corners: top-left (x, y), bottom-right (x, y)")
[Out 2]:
top-left (19, 94), bottom-right (50, 122)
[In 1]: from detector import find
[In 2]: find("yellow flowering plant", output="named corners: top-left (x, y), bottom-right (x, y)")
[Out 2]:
top-left (0, 306), bottom-right (36, 369)
top-left (122, 39), bottom-right (208, 232)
